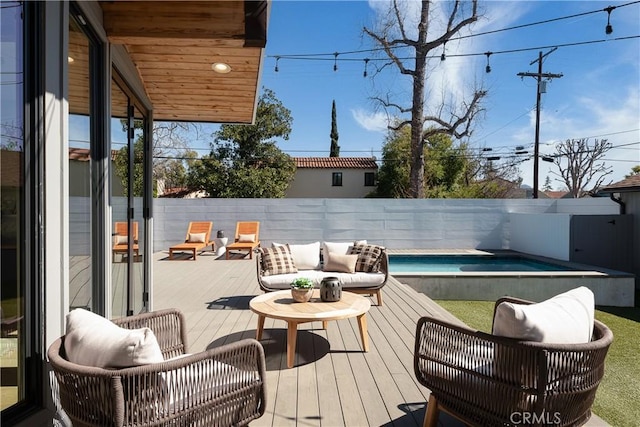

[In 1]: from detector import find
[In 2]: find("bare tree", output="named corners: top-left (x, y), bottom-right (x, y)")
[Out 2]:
top-left (364, 0), bottom-right (485, 198)
top-left (550, 138), bottom-right (613, 197)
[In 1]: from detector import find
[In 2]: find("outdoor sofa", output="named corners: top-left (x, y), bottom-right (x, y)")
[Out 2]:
top-left (256, 241), bottom-right (388, 305)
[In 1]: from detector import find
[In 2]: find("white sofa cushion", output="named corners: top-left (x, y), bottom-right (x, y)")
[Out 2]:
top-left (159, 355), bottom-right (261, 411)
top-left (492, 286), bottom-right (595, 344)
top-left (322, 241), bottom-right (355, 255)
top-left (65, 308), bottom-right (164, 368)
top-left (272, 241), bottom-right (321, 270)
top-left (260, 270), bottom-right (385, 290)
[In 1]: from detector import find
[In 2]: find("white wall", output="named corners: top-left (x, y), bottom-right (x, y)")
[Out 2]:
top-left (153, 197), bottom-right (619, 253)
top-left (510, 213), bottom-right (572, 260)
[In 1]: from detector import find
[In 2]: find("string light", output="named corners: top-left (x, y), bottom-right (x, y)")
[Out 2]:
top-left (267, 2), bottom-right (639, 74)
top-left (274, 56), bottom-right (280, 72)
top-left (363, 58), bottom-right (370, 77)
top-left (604, 6), bottom-right (615, 34)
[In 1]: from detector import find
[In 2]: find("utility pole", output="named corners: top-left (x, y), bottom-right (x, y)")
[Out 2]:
top-left (517, 48), bottom-right (562, 199)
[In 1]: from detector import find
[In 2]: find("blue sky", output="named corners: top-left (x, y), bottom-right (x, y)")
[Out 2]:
top-left (241, 0), bottom-right (639, 190)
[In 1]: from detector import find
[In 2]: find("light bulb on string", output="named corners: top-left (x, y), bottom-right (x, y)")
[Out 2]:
top-left (604, 6), bottom-right (615, 34)
top-left (363, 58), bottom-right (370, 77)
top-left (485, 52), bottom-right (492, 73)
top-left (274, 56), bottom-right (280, 73)
top-left (441, 42), bottom-right (446, 61)
top-left (333, 52), bottom-right (338, 72)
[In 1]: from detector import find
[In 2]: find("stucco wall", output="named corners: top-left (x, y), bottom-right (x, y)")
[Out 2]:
top-left (152, 197), bottom-right (619, 254)
top-left (286, 169), bottom-right (376, 198)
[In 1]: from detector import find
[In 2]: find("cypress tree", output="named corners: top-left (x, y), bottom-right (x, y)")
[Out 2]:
top-left (329, 100), bottom-right (340, 157)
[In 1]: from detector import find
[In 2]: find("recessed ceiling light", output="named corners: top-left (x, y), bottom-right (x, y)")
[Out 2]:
top-left (211, 62), bottom-right (231, 74)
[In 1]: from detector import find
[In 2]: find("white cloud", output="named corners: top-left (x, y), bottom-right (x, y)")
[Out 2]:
top-left (351, 108), bottom-right (389, 132)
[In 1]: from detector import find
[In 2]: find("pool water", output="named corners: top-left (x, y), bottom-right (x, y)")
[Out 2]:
top-left (389, 255), bottom-right (577, 273)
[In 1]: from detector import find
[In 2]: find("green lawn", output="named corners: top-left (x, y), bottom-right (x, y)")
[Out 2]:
top-left (435, 300), bottom-right (640, 427)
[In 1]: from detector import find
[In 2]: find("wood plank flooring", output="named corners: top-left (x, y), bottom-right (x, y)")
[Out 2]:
top-left (152, 251), bottom-right (464, 427)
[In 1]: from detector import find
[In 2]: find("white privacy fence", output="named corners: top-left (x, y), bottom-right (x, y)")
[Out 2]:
top-left (152, 197), bottom-right (619, 253)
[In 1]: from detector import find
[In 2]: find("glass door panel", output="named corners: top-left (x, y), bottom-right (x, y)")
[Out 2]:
top-left (68, 15), bottom-right (92, 311)
top-left (131, 106), bottom-right (146, 314)
top-left (0, 0), bottom-right (24, 410)
top-left (110, 79), bottom-right (129, 317)
top-left (111, 77), bottom-right (148, 317)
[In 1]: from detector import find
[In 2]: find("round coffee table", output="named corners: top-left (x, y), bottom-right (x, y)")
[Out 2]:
top-left (249, 289), bottom-right (371, 368)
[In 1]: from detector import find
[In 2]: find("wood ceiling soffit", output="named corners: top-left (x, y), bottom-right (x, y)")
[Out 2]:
top-left (101, 1), bottom-right (246, 43)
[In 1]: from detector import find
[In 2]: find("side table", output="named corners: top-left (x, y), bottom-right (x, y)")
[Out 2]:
top-left (215, 237), bottom-right (228, 256)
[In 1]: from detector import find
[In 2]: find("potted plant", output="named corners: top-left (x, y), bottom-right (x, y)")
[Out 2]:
top-left (290, 277), bottom-right (314, 302)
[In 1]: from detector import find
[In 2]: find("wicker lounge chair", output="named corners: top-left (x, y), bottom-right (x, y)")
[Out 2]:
top-left (225, 221), bottom-right (260, 259)
top-left (112, 221), bottom-right (139, 262)
top-left (168, 221), bottom-right (215, 260)
top-left (414, 295), bottom-right (613, 427)
top-left (48, 308), bottom-right (267, 427)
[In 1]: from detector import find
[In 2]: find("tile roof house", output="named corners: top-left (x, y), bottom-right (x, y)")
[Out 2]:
top-left (286, 157), bottom-right (378, 198)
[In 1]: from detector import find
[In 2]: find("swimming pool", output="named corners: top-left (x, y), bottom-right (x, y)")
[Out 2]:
top-left (389, 254), bottom-right (577, 273)
top-left (388, 252), bottom-right (635, 307)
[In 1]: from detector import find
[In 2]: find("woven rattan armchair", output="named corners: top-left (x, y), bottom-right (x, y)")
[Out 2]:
top-left (414, 296), bottom-right (613, 427)
top-left (48, 308), bottom-right (267, 427)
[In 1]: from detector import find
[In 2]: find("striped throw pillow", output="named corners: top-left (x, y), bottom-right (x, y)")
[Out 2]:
top-left (349, 244), bottom-right (384, 273)
top-left (260, 245), bottom-right (298, 276)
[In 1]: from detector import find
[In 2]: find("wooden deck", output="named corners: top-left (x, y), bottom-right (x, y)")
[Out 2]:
top-left (152, 251), bottom-right (465, 427)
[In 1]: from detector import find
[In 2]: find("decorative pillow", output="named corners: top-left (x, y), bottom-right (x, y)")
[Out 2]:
top-left (115, 235), bottom-right (128, 245)
top-left (492, 286), bottom-right (595, 344)
top-left (188, 232), bottom-right (206, 243)
top-left (260, 246), bottom-right (298, 276)
top-left (64, 308), bottom-right (164, 368)
top-left (238, 233), bottom-right (256, 243)
top-left (323, 252), bottom-right (358, 274)
top-left (349, 244), bottom-right (384, 273)
top-left (272, 241), bottom-right (321, 270)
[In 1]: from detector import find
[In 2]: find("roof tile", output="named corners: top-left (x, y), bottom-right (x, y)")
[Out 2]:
top-left (293, 157), bottom-right (378, 169)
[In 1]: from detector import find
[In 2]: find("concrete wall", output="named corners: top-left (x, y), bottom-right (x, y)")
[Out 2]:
top-left (152, 197), bottom-right (619, 254)
top-left (286, 168), bottom-right (376, 198)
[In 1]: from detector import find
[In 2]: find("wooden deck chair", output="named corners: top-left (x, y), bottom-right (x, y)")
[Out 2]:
top-left (168, 221), bottom-right (214, 260)
top-left (226, 221), bottom-right (261, 259)
top-left (112, 221), bottom-right (139, 262)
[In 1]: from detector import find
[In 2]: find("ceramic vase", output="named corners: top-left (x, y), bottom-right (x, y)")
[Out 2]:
top-left (320, 277), bottom-right (342, 302)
